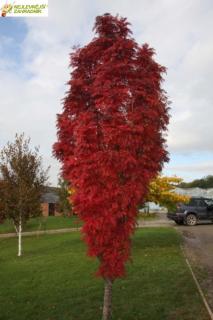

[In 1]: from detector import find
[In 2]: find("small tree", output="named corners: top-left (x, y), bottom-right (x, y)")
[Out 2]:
top-left (54, 14), bottom-right (169, 320)
top-left (57, 177), bottom-right (72, 216)
top-left (147, 176), bottom-right (189, 211)
top-left (0, 133), bottom-right (49, 256)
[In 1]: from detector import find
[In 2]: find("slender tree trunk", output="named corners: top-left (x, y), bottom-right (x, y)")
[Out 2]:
top-left (13, 220), bottom-right (18, 235)
top-left (18, 215), bottom-right (22, 257)
top-left (102, 278), bottom-right (113, 320)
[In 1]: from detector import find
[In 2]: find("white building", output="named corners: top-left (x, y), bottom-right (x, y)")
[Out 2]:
top-left (175, 188), bottom-right (213, 198)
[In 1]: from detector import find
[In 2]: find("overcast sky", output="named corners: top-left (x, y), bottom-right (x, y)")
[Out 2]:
top-left (0, 0), bottom-right (213, 186)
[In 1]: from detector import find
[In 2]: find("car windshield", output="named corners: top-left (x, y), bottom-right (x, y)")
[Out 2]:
top-left (204, 199), bottom-right (213, 206)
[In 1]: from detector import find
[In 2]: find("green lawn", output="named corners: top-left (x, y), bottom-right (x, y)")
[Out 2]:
top-left (0, 216), bottom-right (82, 234)
top-left (0, 228), bottom-right (209, 320)
top-left (0, 213), bottom-right (158, 235)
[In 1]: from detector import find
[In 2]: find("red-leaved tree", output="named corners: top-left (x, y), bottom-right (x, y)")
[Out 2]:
top-left (54, 13), bottom-right (169, 320)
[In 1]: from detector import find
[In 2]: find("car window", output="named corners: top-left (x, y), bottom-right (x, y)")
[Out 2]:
top-left (188, 199), bottom-right (196, 206)
top-left (204, 199), bottom-right (213, 206)
top-left (189, 199), bottom-right (201, 206)
top-left (198, 200), bottom-right (206, 207)
top-left (188, 199), bottom-right (206, 207)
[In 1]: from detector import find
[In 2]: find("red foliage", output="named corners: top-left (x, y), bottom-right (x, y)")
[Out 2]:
top-left (54, 14), bottom-right (169, 280)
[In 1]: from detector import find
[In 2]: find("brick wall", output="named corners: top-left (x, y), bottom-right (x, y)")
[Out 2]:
top-left (41, 203), bottom-right (49, 217)
top-left (41, 202), bottom-right (62, 217)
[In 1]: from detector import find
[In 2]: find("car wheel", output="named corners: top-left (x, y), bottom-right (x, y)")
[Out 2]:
top-left (175, 221), bottom-right (184, 225)
top-left (185, 214), bottom-right (197, 226)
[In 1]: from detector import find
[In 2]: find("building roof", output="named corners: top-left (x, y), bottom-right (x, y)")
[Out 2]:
top-left (41, 192), bottom-right (59, 204)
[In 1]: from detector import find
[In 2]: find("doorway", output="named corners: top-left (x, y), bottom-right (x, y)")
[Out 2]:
top-left (48, 203), bottom-right (55, 216)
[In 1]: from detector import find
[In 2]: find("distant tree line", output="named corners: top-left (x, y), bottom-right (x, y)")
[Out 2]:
top-left (179, 175), bottom-right (213, 189)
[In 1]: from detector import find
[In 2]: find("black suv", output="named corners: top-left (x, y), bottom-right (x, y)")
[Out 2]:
top-left (167, 197), bottom-right (213, 226)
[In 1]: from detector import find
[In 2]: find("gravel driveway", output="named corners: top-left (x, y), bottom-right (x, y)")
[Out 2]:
top-left (177, 222), bottom-right (213, 310)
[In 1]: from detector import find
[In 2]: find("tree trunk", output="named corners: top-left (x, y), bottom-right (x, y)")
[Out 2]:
top-left (102, 278), bottom-right (113, 320)
top-left (13, 220), bottom-right (18, 235)
top-left (18, 216), bottom-right (22, 257)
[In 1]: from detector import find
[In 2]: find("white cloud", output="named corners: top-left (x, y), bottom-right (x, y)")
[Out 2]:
top-left (164, 161), bottom-right (213, 182)
top-left (1, 0), bottom-right (213, 184)
top-left (168, 162), bottom-right (213, 173)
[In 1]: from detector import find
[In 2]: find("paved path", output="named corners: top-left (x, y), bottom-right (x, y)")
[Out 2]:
top-left (0, 227), bottom-right (81, 238)
top-left (137, 218), bottom-right (173, 228)
top-left (0, 218), bottom-right (173, 239)
top-left (0, 219), bottom-right (174, 238)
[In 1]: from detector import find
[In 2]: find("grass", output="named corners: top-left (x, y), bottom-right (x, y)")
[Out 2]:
top-left (0, 216), bottom-right (82, 234)
top-left (0, 212), bottom-right (160, 235)
top-left (0, 228), bottom-right (209, 320)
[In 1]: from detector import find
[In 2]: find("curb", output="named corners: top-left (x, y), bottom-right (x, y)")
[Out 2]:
top-left (181, 245), bottom-right (213, 320)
